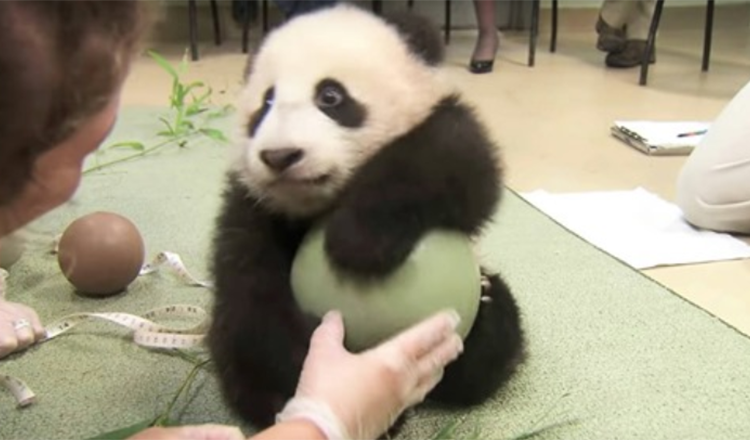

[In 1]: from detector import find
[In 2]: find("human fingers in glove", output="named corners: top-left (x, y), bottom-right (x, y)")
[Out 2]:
top-left (273, 308), bottom-right (464, 440)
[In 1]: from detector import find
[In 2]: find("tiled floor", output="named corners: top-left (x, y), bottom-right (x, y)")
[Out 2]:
top-left (120, 4), bottom-right (750, 335)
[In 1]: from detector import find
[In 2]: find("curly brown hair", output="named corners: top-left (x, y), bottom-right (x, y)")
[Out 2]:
top-left (0, 0), bottom-right (153, 206)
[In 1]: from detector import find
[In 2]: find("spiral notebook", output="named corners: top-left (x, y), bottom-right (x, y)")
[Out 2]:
top-left (610, 121), bottom-right (711, 156)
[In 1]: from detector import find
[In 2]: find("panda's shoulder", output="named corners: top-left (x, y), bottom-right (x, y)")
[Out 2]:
top-left (409, 93), bottom-right (490, 144)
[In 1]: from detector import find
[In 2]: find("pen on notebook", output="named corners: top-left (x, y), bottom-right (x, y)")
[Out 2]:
top-left (677, 129), bottom-right (708, 138)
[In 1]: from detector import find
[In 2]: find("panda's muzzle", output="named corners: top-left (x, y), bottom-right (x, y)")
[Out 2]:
top-left (260, 148), bottom-right (304, 173)
top-left (259, 148), bottom-right (332, 186)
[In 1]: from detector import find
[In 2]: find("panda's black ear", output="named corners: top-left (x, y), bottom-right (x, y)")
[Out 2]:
top-left (383, 11), bottom-right (445, 66)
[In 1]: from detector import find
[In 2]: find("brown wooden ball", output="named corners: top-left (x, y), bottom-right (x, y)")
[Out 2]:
top-left (57, 211), bottom-right (145, 297)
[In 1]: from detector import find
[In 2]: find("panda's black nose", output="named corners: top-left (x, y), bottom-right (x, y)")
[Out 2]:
top-left (260, 148), bottom-right (304, 172)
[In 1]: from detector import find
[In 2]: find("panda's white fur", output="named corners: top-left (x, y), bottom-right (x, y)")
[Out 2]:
top-left (231, 4), bottom-right (454, 216)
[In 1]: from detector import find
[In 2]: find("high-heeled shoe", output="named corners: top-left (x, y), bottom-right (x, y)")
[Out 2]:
top-left (469, 59), bottom-right (494, 74)
top-left (469, 31), bottom-right (498, 74)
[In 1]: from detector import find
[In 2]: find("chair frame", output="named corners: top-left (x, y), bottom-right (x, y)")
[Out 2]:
top-left (187, 0), bottom-right (256, 61)
top-left (528, 0), bottom-right (717, 86)
top-left (639, 0), bottom-right (715, 85)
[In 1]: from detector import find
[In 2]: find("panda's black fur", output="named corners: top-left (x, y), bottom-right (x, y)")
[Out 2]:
top-left (207, 5), bottom-right (525, 433)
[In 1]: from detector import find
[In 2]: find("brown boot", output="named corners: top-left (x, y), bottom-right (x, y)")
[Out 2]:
top-left (605, 40), bottom-right (656, 68)
top-left (595, 15), bottom-right (626, 53)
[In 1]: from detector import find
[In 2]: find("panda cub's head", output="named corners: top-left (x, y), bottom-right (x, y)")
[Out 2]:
top-left (232, 4), bottom-right (452, 217)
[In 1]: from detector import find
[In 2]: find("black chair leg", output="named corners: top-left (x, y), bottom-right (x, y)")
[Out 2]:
top-left (188, 0), bottom-right (199, 61)
top-left (640, 0), bottom-right (664, 86)
top-left (550, 0), bottom-right (558, 52)
top-left (262, 0), bottom-right (269, 33)
top-left (242, 0), bottom-right (252, 53)
top-left (702, 0), bottom-right (714, 72)
top-left (372, 0), bottom-right (383, 15)
top-left (444, 0), bottom-right (451, 45)
top-left (407, 0), bottom-right (414, 10)
top-left (528, 0), bottom-right (540, 66)
top-left (210, 0), bottom-right (221, 45)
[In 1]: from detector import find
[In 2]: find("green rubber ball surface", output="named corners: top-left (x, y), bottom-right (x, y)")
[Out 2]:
top-left (291, 224), bottom-right (482, 352)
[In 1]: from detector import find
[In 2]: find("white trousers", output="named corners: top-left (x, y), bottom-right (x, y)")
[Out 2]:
top-left (676, 78), bottom-right (750, 235)
top-left (600, 0), bottom-right (657, 40)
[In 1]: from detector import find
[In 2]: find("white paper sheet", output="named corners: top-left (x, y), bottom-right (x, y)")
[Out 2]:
top-left (520, 187), bottom-right (750, 269)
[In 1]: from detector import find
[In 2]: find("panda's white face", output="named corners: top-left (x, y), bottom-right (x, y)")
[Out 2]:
top-left (231, 4), bottom-right (451, 217)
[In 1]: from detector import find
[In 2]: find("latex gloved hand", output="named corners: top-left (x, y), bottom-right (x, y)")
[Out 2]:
top-left (0, 270), bottom-right (46, 359)
top-left (127, 424), bottom-right (245, 440)
top-left (277, 309), bottom-right (464, 440)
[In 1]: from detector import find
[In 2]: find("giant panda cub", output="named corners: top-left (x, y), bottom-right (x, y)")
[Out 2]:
top-left (207, 3), bottom-right (525, 432)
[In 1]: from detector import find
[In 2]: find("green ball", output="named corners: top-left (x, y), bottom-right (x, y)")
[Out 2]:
top-left (291, 224), bottom-right (482, 352)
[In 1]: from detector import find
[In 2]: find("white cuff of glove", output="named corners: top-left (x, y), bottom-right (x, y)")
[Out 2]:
top-left (276, 396), bottom-right (350, 440)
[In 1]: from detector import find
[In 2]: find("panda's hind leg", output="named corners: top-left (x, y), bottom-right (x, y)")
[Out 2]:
top-left (426, 267), bottom-right (525, 406)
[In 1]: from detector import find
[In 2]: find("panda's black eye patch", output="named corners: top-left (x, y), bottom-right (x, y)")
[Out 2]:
top-left (247, 86), bottom-right (274, 137)
top-left (314, 79), bottom-right (366, 128)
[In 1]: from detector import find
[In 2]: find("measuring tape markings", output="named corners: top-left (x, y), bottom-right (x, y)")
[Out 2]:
top-left (1, 251), bottom-right (214, 407)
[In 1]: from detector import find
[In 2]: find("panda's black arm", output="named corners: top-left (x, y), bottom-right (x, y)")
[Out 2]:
top-left (325, 96), bottom-right (502, 277)
top-left (208, 177), bottom-right (318, 409)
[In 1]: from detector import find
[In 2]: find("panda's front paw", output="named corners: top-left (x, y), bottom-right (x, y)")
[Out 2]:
top-left (324, 212), bottom-right (416, 278)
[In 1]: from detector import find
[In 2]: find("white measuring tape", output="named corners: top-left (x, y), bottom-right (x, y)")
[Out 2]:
top-left (139, 251), bottom-right (213, 289)
top-left (42, 303), bottom-right (210, 349)
top-left (0, 251), bottom-right (213, 408)
top-left (0, 374), bottom-right (35, 407)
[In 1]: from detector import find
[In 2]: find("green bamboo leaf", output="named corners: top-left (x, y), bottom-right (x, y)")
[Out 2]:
top-left (509, 419), bottom-right (581, 440)
top-left (190, 85), bottom-right (212, 105)
top-left (176, 84), bottom-right (193, 101)
top-left (147, 50), bottom-right (179, 81)
top-left (200, 128), bottom-right (229, 142)
top-left (204, 104), bottom-right (235, 120)
top-left (158, 117), bottom-right (175, 135)
top-left (206, 109), bottom-right (230, 120)
top-left (186, 90), bottom-right (211, 116)
top-left (183, 81), bottom-right (205, 93)
top-left (174, 83), bottom-right (188, 108)
top-left (186, 105), bottom-right (208, 117)
top-left (168, 77), bottom-right (182, 109)
top-left (86, 418), bottom-right (155, 440)
top-left (108, 141), bottom-right (145, 152)
top-left (152, 416), bottom-right (183, 428)
top-left (430, 419), bottom-right (462, 440)
top-left (429, 416), bottom-right (485, 440)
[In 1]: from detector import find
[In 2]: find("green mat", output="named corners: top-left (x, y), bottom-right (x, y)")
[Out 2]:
top-left (1, 107), bottom-right (749, 440)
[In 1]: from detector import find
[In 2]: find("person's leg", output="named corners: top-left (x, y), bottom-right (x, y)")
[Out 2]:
top-left (605, 0), bottom-right (657, 68)
top-left (624, 0), bottom-right (657, 40)
top-left (676, 79), bottom-right (750, 235)
top-left (596, 0), bottom-right (631, 52)
top-left (469, 0), bottom-right (499, 74)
